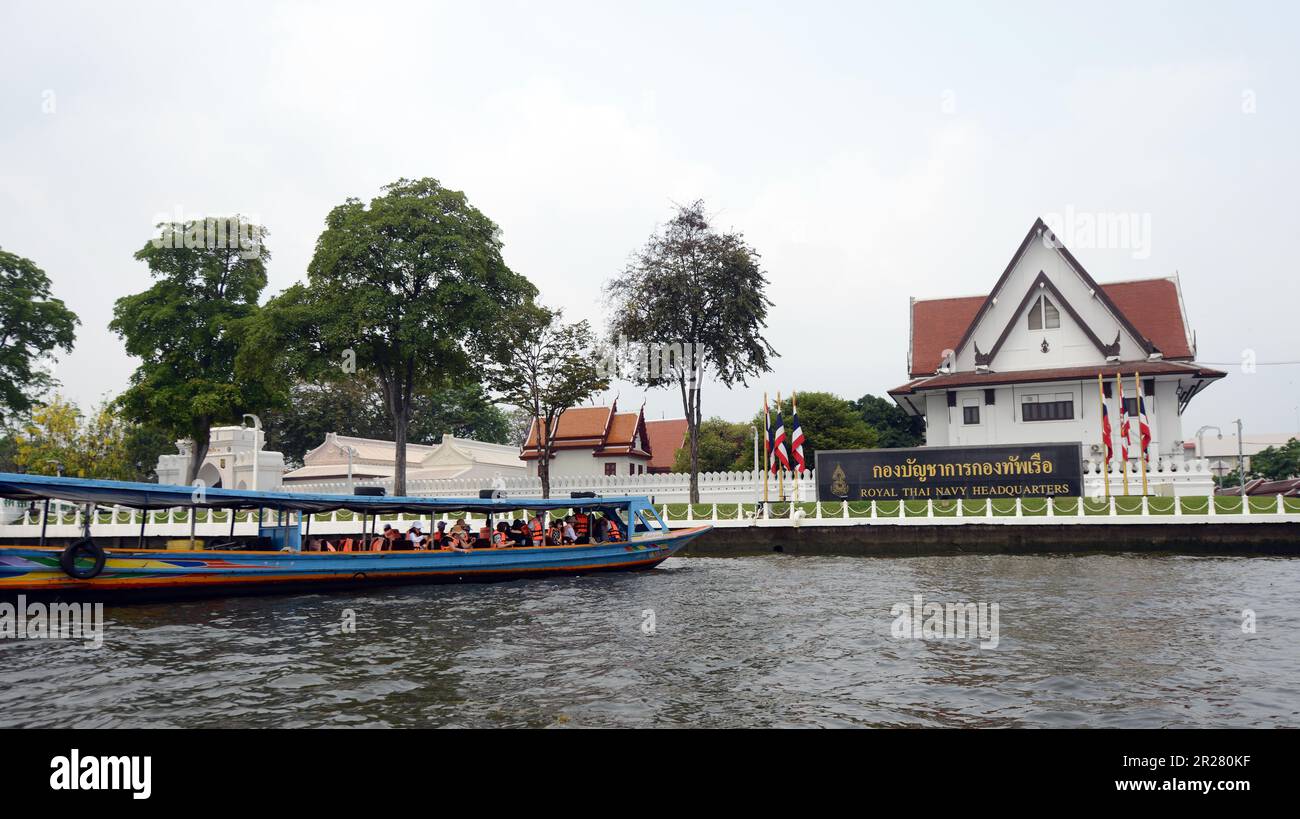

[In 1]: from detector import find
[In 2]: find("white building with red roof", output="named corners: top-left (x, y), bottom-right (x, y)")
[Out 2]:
top-left (889, 218), bottom-right (1226, 464)
top-left (521, 401), bottom-right (687, 477)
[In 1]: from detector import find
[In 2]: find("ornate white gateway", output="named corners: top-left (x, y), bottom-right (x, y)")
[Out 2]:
top-left (155, 426), bottom-right (285, 490)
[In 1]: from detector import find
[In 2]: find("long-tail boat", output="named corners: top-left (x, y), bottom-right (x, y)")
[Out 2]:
top-left (0, 473), bottom-right (707, 603)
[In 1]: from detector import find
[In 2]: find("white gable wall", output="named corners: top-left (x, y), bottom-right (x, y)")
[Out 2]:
top-left (954, 236), bottom-right (1146, 372)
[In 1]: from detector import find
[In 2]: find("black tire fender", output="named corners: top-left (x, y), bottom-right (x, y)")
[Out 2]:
top-left (59, 538), bottom-right (107, 580)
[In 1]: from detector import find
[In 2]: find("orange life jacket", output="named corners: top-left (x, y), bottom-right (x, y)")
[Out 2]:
top-left (491, 531), bottom-right (508, 548)
top-left (606, 517), bottom-right (621, 541)
top-left (529, 518), bottom-right (543, 545)
top-left (370, 537), bottom-right (384, 551)
top-left (341, 538), bottom-right (353, 552)
top-left (574, 513), bottom-right (589, 537)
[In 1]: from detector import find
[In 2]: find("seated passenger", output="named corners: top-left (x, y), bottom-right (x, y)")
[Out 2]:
top-left (509, 520), bottom-right (531, 547)
top-left (384, 526), bottom-right (405, 550)
top-left (491, 522), bottom-right (511, 549)
top-left (409, 525), bottom-right (428, 550)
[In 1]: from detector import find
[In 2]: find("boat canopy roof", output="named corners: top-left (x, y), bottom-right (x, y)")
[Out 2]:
top-left (0, 473), bottom-right (651, 515)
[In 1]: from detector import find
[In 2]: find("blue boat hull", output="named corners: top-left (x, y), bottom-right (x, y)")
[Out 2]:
top-left (0, 527), bottom-right (710, 603)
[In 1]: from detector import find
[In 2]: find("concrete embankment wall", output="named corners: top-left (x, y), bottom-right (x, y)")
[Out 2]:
top-left (681, 523), bottom-right (1300, 557)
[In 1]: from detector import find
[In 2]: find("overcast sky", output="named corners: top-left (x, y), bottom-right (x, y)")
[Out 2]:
top-left (2, 0), bottom-right (1298, 443)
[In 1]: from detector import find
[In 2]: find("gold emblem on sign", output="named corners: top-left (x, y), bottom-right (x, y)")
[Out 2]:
top-left (830, 463), bottom-right (849, 497)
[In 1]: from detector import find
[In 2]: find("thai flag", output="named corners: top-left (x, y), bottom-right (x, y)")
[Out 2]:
top-left (1137, 381), bottom-right (1151, 462)
top-left (1101, 399), bottom-right (1113, 465)
top-left (790, 392), bottom-right (806, 473)
top-left (1117, 376), bottom-right (1130, 461)
top-left (772, 402), bottom-right (790, 473)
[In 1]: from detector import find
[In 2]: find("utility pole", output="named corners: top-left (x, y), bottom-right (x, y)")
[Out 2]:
top-left (344, 445), bottom-right (358, 494)
top-left (1234, 418), bottom-right (1246, 490)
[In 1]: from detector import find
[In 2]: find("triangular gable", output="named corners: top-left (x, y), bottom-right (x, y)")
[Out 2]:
top-left (948, 218), bottom-right (1154, 373)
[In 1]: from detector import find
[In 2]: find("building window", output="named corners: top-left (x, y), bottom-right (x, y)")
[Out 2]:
top-left (963, 405), bottom-right (980, 425)
top-left (604, 463), bottom-right (616, 476)
top-left (1022, 396), bottom-right (1074, 421)
top-left (1027, 295), bottom-right (1061, 330)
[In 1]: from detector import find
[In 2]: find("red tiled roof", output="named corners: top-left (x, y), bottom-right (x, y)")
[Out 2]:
top-left (523, 406), bottom-right (611, 449)
top-left (644, 418), bottom-right (688, 472)
top-left (593, 411), bottom-right (651, 458)
top-left (1101, 279), bottom-right (1193, 360)
top-left (910, 296), bottom-right (985, 376)
top-left (603, 413), bottom-right (639, 446)
top-left (889, 360), bottom-right (1225, 396)
top-left (521, 405), bottom-right (651, 460)
top-left (909, 278), bottom-right (1194, 377)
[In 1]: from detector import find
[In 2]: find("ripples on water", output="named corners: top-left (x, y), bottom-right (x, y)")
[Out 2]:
top-left (3, 554), bottom-right (1298, 728)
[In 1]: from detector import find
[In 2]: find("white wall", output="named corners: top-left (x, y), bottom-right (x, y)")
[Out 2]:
top-left (922, 376), bottom-right (1183, 464)
top-left (526, 449), bottom-right (648, 478)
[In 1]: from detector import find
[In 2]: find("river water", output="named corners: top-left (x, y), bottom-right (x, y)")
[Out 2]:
top-left (3, 554), bottom-right (1297, 728)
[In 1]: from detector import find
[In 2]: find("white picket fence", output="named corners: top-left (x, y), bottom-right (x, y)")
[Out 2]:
top-left (281, 456), bottom-right (1217, 502)
top-left (285, 469), bottom-right (779, 505)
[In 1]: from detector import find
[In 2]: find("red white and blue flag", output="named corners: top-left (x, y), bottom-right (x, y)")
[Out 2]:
top-left (1116, 374), bottom-right (1130, 462)
top-left (790, 391), bottom-right (806, 473)
top-left (772, 398), bottom-right (790, 473)
top-left (1100, 395), bottom-right (1113, 465)
top-left (1136, 377), bottom-right (1151, 462)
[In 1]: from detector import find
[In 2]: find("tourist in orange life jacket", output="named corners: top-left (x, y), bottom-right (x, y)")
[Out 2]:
top-left (509, 519), bottom-right (531, 547)
top-left (604, 513), bottom-right (621, 542)
top-left (432, 520), bottom-right (447, 549)
top-left (491, 522), bottom-right (511, 549)
top-left (528, 512), bottom-right (545, 546)
top-left (573, 510), bottom-right (590, 544)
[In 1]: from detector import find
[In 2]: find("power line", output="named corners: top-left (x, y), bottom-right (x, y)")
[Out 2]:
top-left (1198, 361), bottom-right (1300, 366)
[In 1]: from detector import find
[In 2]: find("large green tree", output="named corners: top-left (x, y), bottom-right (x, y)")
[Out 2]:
top-left (0, 248), bottom-right (79, 424)
top-left (262, 376), bottom-right (512, 468)
top-left (484, 303), bottom-right (609, 497)
top-left (11, 395), bottom-right (169, 481)
top-left (247, 178), bottom-right (535, 495)
top-left (1247, 438), bottom-right (1300, 481)
top-left (110, 217), bottom-right (279, 484)
top-left (605, 201), bottom-right (776, 503)
top-left (672, 417), bottom-right (754, 473)
top-left (854, 393), bottom-right (925, 448)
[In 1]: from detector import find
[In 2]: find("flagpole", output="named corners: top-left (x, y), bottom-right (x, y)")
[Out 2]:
top-left (1135, 372), bottom-right (1149, 496)
top-left (776, 391), bottom-right (785, 502)
top-left (1097, 373), bottom-right (1109, 500)
top-left (1116, 373), bottom-right (1130, 496)
top-left (792, 390), bottom-right (800, 504)
top-left (762, 392), bottom-right (770, 507)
